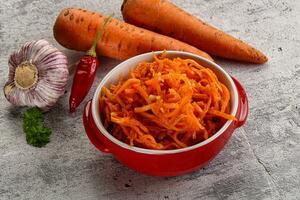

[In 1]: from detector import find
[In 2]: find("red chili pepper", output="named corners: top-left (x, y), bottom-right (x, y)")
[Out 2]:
top-left (69, 14), bottom-right (113, 113)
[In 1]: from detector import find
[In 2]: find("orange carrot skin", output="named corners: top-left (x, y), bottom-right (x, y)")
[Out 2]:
top-left (53, 8), bottom-right (213, 61)
top-left (121, 0), bottom-right (268, 64)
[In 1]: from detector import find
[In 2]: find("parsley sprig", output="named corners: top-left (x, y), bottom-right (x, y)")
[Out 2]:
top-left (23, 107), bottom-right (52, 147)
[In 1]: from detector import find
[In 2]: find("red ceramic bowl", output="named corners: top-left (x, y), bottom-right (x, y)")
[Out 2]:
top-left (83, 51), bottom-right (248, 177)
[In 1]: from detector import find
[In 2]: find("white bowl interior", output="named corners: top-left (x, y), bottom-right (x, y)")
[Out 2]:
top-left (92, 51), bottom-right (238, 154)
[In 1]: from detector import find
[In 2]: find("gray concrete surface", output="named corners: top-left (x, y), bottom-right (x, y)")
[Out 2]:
top-left (0, 0), bottom-right (299, 199)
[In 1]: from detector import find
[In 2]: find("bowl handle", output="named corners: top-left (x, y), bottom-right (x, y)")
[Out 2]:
top-left (232, 77), bottom-right (249, 128)
top-left (83, 100), bottom-right (111, 153)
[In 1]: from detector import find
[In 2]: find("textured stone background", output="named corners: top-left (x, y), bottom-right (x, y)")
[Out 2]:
top-left (0, 0), bottom-right (299, 199)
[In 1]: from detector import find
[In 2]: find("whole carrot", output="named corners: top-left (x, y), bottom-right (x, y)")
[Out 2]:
top-left (53, 8), bottom-right (213, 61)
top-left (69, 14), bottom-right (113, 113)
top-left (121, 0), bottom-right (268, 64)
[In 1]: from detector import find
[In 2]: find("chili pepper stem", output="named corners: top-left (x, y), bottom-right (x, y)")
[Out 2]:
top-left (86, 13), bottom-right (114, 57)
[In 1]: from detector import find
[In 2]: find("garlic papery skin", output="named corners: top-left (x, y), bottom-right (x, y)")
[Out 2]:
top-left (4, 39), bottom-right (69, 110)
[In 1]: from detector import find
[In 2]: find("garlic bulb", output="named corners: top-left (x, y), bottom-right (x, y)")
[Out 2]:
top-left (4, 39), bottom-right (69, 110)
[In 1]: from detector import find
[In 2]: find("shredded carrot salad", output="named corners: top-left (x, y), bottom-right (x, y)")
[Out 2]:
top-left (100, 54), bottom-right (235, 150)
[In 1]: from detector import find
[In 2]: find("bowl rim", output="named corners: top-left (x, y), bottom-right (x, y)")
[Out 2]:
top-left (91, 51), bottom-right (239, 155)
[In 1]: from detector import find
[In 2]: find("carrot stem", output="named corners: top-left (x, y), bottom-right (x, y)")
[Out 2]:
top-left (87, 13), bottom-right (114, 57)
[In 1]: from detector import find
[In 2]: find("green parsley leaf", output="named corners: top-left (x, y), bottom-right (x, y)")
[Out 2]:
top-left (23, 107), bottom-right (52, 147)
